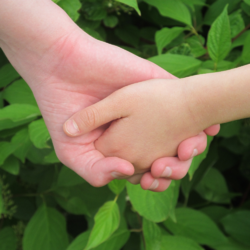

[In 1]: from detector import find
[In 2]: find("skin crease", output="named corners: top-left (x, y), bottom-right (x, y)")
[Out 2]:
top-left (0, 0), bottom-right (219, 191)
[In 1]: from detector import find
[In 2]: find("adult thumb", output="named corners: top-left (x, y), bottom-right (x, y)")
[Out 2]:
top-left (63, 96), bottom-right (123, 137)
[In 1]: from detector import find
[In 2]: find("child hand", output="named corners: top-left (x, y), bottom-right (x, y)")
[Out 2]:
top-left (64, 79), bottom-right (211, 175)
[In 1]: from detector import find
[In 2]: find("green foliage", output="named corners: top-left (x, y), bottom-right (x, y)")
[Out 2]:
top-left (1, 1), bottom-right (250, 249)
top-left (164, 208), bottom-right (227, 247)
top-left (23, 204), bottom-right (69, 250)
top-left (127, 181), bottom-right (178, 222)
top-left (0, 227), bottom-right (17, 250)
top-left (85, 199), bottom-right (120, 249)
top-left (143, 0), bottom-right (192, 26)
top-left (207, 5), bottom-right (231, 65)
top-left (221, 211), bottom-right (250, 246)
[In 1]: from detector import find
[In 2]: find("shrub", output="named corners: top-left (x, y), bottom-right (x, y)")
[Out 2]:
top-left (0, 0), bottom-right (250, 249)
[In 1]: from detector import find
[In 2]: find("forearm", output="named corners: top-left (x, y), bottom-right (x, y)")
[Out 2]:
top-left (185, 65), bottom-right (250, 127)
top-left (0, 0), bottom-right (83, 86)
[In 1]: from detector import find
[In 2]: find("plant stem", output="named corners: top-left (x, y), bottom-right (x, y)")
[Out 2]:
top-left (130, 228), bottom-right (142, 232)
top-left (232, 23), bottom-right (250, 42)
top-left (191, 27), bottom-right (204, 47)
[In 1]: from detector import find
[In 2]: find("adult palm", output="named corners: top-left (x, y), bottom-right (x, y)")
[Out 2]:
top-left (30, 30), bottom-right (177, 186)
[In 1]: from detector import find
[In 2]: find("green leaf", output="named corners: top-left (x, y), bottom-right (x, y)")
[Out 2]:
top-left (218, 120), bottom-right (241, 138)
top-left (0, 142), bottom-right (14, 165)
top-left (143, 218), bottom-right (162, 250)
top-left (55, 191), bottom-right (89, 215)
top-left (221, 210), bottom-right (250, 246)
top-left (201, 60), bottom-right (234, 72)
top-left (0, 64), bottom-right (20, 89)
top-left (242, 32), bottom-right (250, 64)
top-left (160, 236), bottom-right (204, 250)
top-left (13, 197), bottom-right (36, 221)
top-left (204, 0), bottom-right (241, 25)
top-left (148, 54), bottom-right (201, 78)
top-left (85, 200), bottom-right (120, 250)
top-left (207, 6), bottom-right (231, 64)
top-left (186, 36), bottom-right (207, 58)
top-left (116, 0), bottom-right (141, 15)
top-left (181, 0), bottom-right (206, 7)
top-left (164, 208), bottom-right (227, 247)
top-left (108, 179), bottom-right (127, 195)
top-left (11, 128), bottom-right (32, 162)
top-left (127, 181), bottom-right (178, 222)
top-left (198, 68), bottom-right (214, 74)
top-left (58, 0), bottom-right (82, 22)
top-left (0, 227), bottom-right (17, 250)
top-left (23, 204), bottom-right (69, 250)
top-left (3, 79), bottom-right (37, 106)
top-left (195, 168), bottom-right (238, 204)
top-left (43, 150), bottom-right (60, 164)
top-left (200, 206), bottom-right (230, 224)
top-left (215, 238), bottom-right (250, 250)
top-left (67, 231), bottom-right (90, 250)
top-left (94, 217), bottom-right (129, 250)
top-left (29, 119), bottom-right (50, 149)
top-left (181, 144), bottom-right (218, 201)
top-left (0, 186), bottom-right (3, 215)
top-left (229, 11), bottom-right (245, 38)
top-left (103, 15), bottom-right (118, 28)
top-left (245, 0), bottom-right (250, 5)
top-left (143, 0), bottom-right (192, 26)
top-left (188, 136), bottom-right (213, 178)
top-left (94, 229), bottom-right (129, 250)
top-left (231, 30), bottom-right (250, 49)
top-left (115, 26), bottom-right (140, 47)
top-left (67, 218), bottom-right (129, 250)
top-left (241, 2), bottom-right (250, 16)
top-left (0, 92), bottom-right (3, 109)
top-left (56, 165), bottom-right (85, 188)
top-left (0, 156), bottom-right (20, 175)
top-left (155, 27), bottom-right (185, 55)
top-left (55, 182), bottom-right (112, 217)
top-left (0, 104), bottom-right (41, 131)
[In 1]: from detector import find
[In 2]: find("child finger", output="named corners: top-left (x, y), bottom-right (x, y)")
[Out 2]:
top-left (177, 132), bottom-right (207, 161)
top-left (140, 172), bottom-right (172, 192)
top-left (151, 157), bottom-right (192, 180)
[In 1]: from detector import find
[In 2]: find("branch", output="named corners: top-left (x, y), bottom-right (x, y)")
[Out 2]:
top-left (232, 23), bottom-right (250, 42)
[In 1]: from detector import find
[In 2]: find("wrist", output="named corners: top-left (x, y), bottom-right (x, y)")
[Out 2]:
top-left (183, 65), bottom-right (250, 128)
top-left (182, 74), bottom-right (218, 130)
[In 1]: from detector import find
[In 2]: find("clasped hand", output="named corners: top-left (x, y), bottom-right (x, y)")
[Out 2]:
top-left (64, 78), bottom-right (219, 191)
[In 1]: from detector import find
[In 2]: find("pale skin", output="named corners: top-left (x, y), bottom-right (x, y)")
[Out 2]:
top-left (0, 0), bottom-right (219, 191)
top-left (64, 65), bottom-right (250, 189)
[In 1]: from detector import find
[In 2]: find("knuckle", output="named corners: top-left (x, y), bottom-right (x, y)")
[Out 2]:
top-left (82, 106), bottom-right (100, 129)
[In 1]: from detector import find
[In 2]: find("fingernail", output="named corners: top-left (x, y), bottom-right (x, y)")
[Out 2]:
top-left (192, 149), bottom-right (198, 157)
top-left (161, 167), bottom-right (172, 178)
top-left (64, 119), bottom-right (79, 135)
top-left (111, 172), bottom-right (126, 179)
top-left (149, 179), bottom-right (159, 190)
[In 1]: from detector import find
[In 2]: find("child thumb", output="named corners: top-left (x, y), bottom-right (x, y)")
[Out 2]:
top-left (63, 96), bottom-right (123, 137)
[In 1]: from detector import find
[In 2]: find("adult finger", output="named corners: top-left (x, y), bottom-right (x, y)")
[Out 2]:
top-left (150, 157), bottom-right (192, 180)
top-left (63, 148), bottom-right (135, 187)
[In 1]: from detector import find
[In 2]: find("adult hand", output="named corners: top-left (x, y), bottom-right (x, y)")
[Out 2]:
top-left (0, 0), bottom-right (219, 190)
